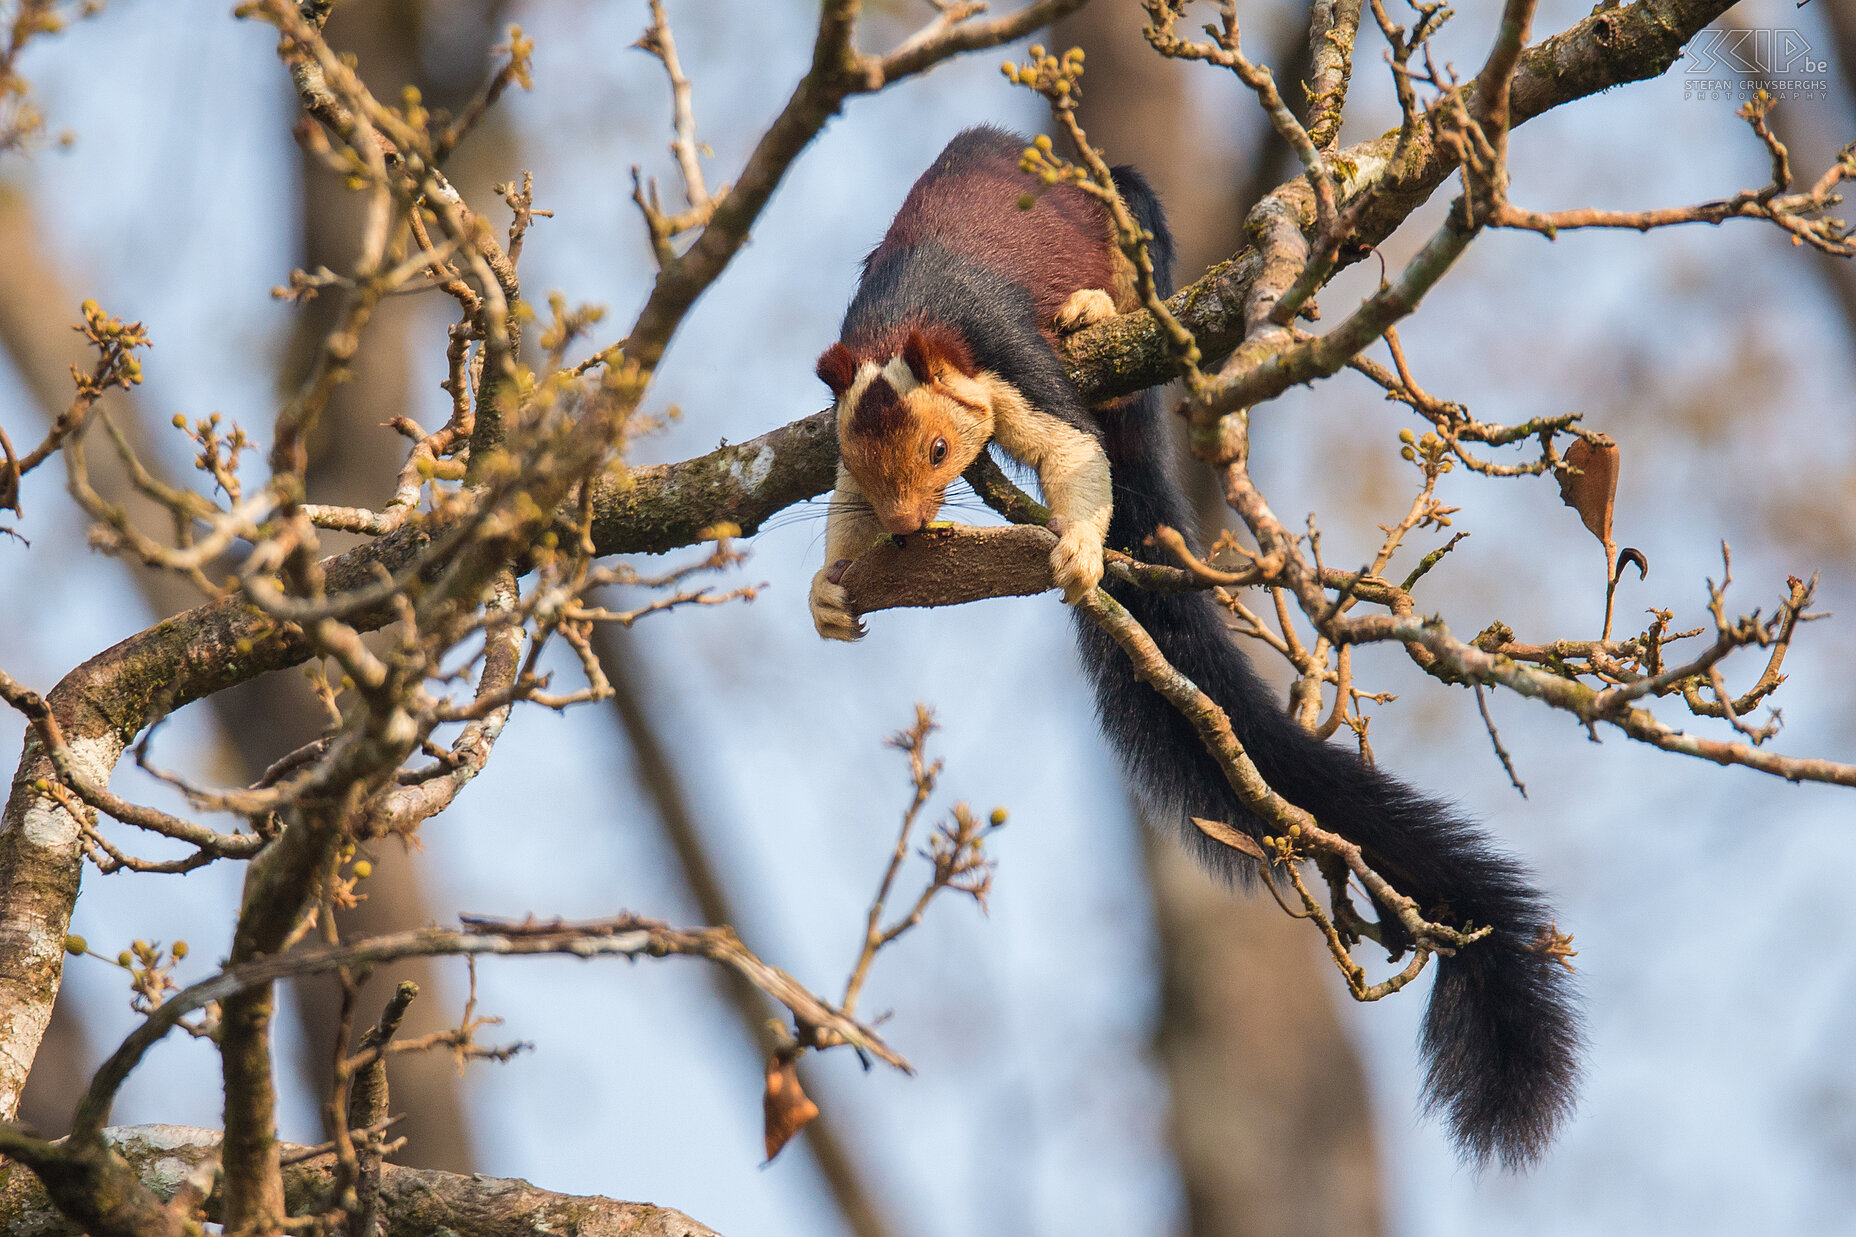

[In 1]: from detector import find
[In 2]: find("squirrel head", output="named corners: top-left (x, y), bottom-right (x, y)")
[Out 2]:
top-left (817, 329), bottom-right (993, 536)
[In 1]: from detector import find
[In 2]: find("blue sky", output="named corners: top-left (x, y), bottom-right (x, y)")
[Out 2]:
top-left (2, 2), bottom-right (1854, 1235)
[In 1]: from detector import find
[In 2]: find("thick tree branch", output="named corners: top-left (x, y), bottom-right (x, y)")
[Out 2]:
top-left (0, 1125), bottom-right (719, 1237)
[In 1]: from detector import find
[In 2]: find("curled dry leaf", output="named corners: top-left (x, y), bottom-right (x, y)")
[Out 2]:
top-left (762, 1057), bottom-right (820, 1162)
top-left (1190, 815), bottom-right (1268, 862)
top-left (1559, 433), bottom-right (1632, 638)
top-left (1556, 434), bottom-right (1620, 558)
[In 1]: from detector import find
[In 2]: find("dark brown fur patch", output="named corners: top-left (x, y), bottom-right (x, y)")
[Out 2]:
top-left (830, 323), bottom-right (979, 391)
top-left (851, 376), bottom-right (907, 437)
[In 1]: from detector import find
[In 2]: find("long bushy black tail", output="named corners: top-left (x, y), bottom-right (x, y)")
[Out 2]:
top-left (1078, 168), bottom-right (1582, 1169)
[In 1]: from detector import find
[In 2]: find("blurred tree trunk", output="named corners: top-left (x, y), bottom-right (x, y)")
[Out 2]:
top-left (0, 190), bottom-right (246, 1138)
top-left (591, 629), bottom-right (900, 1237)
top-left (1724, 6), bottom-right (1856, 340)
top-left (13, 1000), bottom-right (86, 1139)
top-left (1803, 2), bottom-right (1856, 337)
top-left (1053, 4), bottom-right (1385, 1235)
top-left (244, 0), bottom-right (513, 1175)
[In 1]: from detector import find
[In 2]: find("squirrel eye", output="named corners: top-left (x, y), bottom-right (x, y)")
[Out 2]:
top-left (930, 437), bottom-right (949, 466)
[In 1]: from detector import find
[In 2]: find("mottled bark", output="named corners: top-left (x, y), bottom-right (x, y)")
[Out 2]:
top-left (0, 1125), bottom-right (719, 1237)
top-left (0, 99), bottom-right (475, 1170)
top-left (15, 997), bottom-right (88, 1138)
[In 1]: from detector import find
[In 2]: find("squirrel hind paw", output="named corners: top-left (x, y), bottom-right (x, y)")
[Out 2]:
top-left (1053, 288), bottom-right (1118, 336)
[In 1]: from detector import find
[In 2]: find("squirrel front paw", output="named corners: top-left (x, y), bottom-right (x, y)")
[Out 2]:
top-left (1053, 287), bottom-right (1118, 335)
top-left (810, 562), bottom-right (865, 641)
top-left (1049, 522), bottom-right (1105, 604)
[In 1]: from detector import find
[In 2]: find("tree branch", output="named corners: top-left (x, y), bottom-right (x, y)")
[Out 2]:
top-left (1060, 0), bottom-right (1742, 404)
top-left (0, 1125), bottom-right (720, 1237)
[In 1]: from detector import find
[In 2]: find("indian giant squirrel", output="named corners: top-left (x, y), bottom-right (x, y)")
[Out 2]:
top-left (809, 126), bottom-right (1580, 1169)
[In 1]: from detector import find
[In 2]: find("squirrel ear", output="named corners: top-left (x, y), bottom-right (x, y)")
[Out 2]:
top-left (901, 330), bottom-right (935, 385)
top-left (816, 343), bottom-right (856, 396)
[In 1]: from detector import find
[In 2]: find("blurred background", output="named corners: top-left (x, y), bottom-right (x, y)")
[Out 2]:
top-left (2, 1), bottom-right (1853, 1234)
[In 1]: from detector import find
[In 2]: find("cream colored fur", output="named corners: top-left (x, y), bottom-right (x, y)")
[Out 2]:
top-left (810, 462), bottom-right (883, 642)
top-left (1054, 287), bottom-right (1118, 334)
top-left (983, 375), bottom-right (1111, 604)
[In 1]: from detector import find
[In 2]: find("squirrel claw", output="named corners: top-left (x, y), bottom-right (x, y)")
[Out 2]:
top-left (810, 567), bottom-right (865, 641)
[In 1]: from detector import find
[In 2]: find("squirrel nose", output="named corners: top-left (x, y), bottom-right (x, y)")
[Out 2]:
top-left (880, 512), bottom-right (923, 536)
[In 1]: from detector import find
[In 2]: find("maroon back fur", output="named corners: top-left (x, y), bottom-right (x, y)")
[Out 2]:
top-left (865, 127), bottom-right (1120, 331)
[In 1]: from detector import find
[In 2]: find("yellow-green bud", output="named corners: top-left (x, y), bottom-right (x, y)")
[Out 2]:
top-left (171, 940), bottom-right (188, 960)
top-left (352, 859), bottom-right (373, 879)
top-left (65, 934), bottom-right (86, 955)
top-left (989, 808), bottom-right (1008, 827)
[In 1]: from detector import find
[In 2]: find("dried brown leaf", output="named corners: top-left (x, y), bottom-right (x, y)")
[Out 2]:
top-left (1556, 434), bottom-right (1620, 554)
top-left (762, 1057), bottom-right (819, 1162)
top-left (1190, 816), bottom-right (1268, 861)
